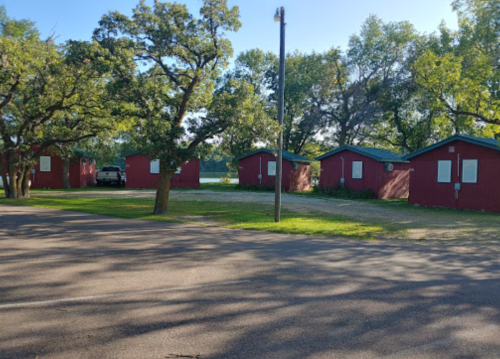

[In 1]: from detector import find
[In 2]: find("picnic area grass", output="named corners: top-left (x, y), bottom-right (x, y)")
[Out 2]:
top-left (0, 196), bottom-right (394, 240)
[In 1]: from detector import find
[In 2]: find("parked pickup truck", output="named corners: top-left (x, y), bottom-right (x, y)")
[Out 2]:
top-left (96, 166), bottom-right (126, 186)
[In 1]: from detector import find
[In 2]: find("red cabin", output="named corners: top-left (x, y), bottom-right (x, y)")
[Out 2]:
top-left (31, 149), bottom-right (96, 189)
top-left (124, 153), bottom-right (200, 189)
top-left (403, 135), bottom-right (500, 212)
top-left (237, 149), bottom-right (312, 191)
top-left (316, 146), bottom-right (410, 199)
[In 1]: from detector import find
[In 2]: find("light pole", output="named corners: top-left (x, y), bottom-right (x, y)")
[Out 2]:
top-left (274, 6), bottom-right (285, 223)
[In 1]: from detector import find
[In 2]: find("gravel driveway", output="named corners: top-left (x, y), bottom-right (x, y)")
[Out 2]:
top-left (33, 189), bottom-right (500, 244)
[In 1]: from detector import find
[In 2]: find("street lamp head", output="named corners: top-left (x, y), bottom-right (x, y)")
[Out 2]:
top-left (274, 8), bottom-right (281, 22)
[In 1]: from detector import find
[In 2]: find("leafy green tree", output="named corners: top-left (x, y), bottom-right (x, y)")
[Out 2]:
top-left (231, 49), bottom-right (328, 156)
top-left (0, 9), bottom-right (113, 198)
top-left (370, 30), bottom-right (444, 152)
top-left (0, 5), bottom-right (38, 39)
top-left (413, 1), bottom-right (500, 134)
top-left (269, 51), bottom-right (330, 154)
top-left (94, 0), bottom-right (274, 214)
top-left (216, 77), bottom-right (277, 174)
top-left (312, 16), bottom-right (418, 147)
top-left (214, 50), bottom-right (277, 170)
top-left (232, 48), bottom-right (276, 96)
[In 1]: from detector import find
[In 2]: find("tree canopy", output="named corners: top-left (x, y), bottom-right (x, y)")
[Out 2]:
top-left (0, 8), bottom-right (114, 198)
top-left (93, 0), bottom-right (251, 214)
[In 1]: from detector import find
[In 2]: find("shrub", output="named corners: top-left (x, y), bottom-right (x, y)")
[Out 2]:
top-left (312, 185), bottom-right (322, 194)
top-left (321, 184), bottom-right (376, 199)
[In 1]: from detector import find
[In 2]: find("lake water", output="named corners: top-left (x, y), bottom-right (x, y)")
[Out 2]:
top-left (200, 178), bottom-right (238, 184)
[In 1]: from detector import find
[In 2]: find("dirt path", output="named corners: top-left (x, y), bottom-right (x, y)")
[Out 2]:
top-left (33, 189), bottom-right (500, 243)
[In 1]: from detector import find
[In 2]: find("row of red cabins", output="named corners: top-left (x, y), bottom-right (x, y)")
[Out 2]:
top-left (21, 151), bottom-right (200, 190)
top-left (9, 135), bottom-right (499, 213)
top-left (237, 135), bottom-right (500, 213)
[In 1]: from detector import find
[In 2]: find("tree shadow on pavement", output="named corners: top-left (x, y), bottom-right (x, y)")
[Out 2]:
top-left (1, 206), bottom-right (500, 358)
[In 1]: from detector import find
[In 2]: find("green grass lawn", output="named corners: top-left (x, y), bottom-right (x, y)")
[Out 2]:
top-left (196, 183), bottom-right (500, 220)
top-left (28, 182), bottom-right (500, 220)
top-left (8, 183), bottom-right (499, 242)
top-left (0, 196), bottom-right (395, 240)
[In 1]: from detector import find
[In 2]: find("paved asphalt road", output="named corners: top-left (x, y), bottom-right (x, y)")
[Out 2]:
top-left (1, 204), bottom-right (500, 359)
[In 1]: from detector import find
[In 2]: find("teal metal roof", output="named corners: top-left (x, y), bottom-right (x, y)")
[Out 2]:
top-left (316, 146), bottom-right (407, 163)
top-left (402, 135), bottom-right (500, 160)
top-left (236, 148), bottom-right (313, 163)
top-left (123, 151), bottom-right (140, 157)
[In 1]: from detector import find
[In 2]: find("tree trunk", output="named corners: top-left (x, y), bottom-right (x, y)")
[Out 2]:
top-left (20, 167), bottom-right (30, 198)
top-left (0, 160), bottom-right (9, 198)
top-left (6, 150), bottom-right (17, 199)
top-left (62, 158), bottom-right (71, 189)
top-left (1, 150), bottom-right (31, 199)
top-left (14, 166), bottom-right (30, 198)
top-left (338, 124), bottom-right (348, 147)
top-left (153, 159), bottom-right (174, 215)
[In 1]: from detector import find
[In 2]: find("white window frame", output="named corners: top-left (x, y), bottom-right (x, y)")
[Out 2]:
top-left (40, 156), bottom-right (51, 172)
top-left (268, 161), bottom-right (276, 176)
top-left (462, 159), bottom-right (478, 183)
top-left (437, 160), bottom-right (452, 183)
top-left (352, 161), bottom-right (363, 179)
top-left (150, 159), bottom-right (160, 174)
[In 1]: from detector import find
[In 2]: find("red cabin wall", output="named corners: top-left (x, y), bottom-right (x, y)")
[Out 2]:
top-left (69, 159), bottom-right (82, 188)
top-left (125, 154), bottom-right (200, 189)
top-left (31, 152), bottom-right (95, 189)
top-left (31, 153), bottom-right (64, 189)
top-left (238, 152), bottom-right (310, 191)
top-left (319, 151), bottom-right (409, 199)
top-left (408, 140), bottom-right (500, 212)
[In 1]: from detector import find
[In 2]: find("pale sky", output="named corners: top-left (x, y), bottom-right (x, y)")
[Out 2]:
top-left (2, 0), bottom-right (458, 60)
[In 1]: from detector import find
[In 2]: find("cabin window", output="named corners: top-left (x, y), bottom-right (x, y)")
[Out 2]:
top-left (150, 159), bottom-right (160, 174)
top-left (40, 156), bottom-right (51, 172)
top-left (437, 160), bottom-right (452, 183)
top-left (268, 161), bottom-right (276, 176)
top-left (462, 159), bottom-right (478, 183)
top-left (352, 161), bottom-right (363, 179)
